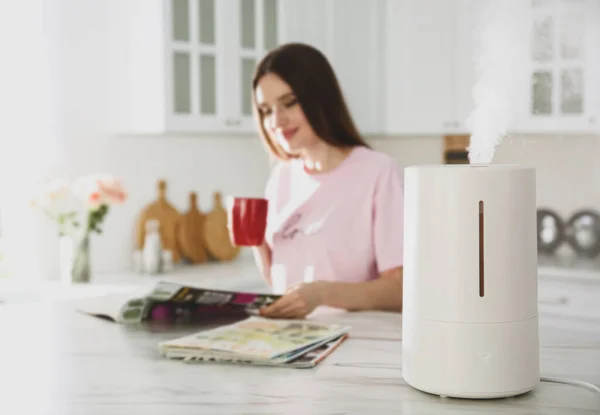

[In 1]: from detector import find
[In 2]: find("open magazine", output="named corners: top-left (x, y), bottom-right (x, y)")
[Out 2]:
top-left (159, 316), bottom-right (351, 368)
top-left (75, 281), bottom-right (281, 324)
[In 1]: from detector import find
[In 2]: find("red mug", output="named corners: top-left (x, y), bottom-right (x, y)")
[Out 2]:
top-left (227, 197), bottom-right (269, 246)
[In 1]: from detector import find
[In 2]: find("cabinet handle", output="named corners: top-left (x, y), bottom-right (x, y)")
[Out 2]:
top-left (225, 119), bottom-right (241, 126)
top-left (539, 296), bottom-right (568, 305)
top-left (443, 121), bottom-right (460, 128)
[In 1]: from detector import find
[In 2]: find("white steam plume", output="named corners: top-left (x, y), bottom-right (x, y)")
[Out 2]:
top-left (466, 0), bottom-right (529, 165)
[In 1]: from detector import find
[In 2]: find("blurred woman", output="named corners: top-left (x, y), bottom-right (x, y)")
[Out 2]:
top-left (251, 43), bottom-right (404, 319)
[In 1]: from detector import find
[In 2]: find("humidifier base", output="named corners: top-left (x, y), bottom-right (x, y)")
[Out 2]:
top-left (402, 316), bottom-right (540, 399)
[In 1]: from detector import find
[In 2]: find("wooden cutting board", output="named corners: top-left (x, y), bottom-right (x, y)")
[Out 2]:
top-left (203, 191), bottom-right (240, 261)
top-left (135, 179), bottom-right (182, 263)
top-left (176, 192), bottom-right (208, 264)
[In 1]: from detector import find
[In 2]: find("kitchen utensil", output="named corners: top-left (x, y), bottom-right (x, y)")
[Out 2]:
top-left (135, 179), bottom-right (182, 263)
top-left (565, 209), bottom-right (600, 257)
top-left (537, 208), bottom-right (565, 254)
top-left (177, 192), bottom-right (209, 263)
top-left (203, 191), bottom-right (240, 261)
top-left (402, 164), bottom-right (539, 399)
top-left (142, 219), bottom-right (162, 274)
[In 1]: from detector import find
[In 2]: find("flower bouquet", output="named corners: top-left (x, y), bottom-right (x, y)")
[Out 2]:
top-left (32, 175), bottom-right (127, 283)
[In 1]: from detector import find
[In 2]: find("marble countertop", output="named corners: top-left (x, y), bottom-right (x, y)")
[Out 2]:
top-left (0, 302), bottom-right (598, 414)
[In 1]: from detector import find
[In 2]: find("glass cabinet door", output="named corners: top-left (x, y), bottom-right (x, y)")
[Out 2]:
top-left (529, 0), bottom-right (594, 128)
top-left (168, 0), bottom-right (218, 118)
top-left (238, 0), bottom-right (279, 119)
top-left (170, 0), bottom-right (192, 115)
top-left (197, 0), bottom-right (217, 116)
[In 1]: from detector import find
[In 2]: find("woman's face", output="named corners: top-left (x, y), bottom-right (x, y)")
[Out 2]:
top-left (255, 73), bottom-right (320, 156)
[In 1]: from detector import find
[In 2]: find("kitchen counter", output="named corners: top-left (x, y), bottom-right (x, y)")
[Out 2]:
top-left (2, 254), bottom-right (599, 309)
top-left (537, 255), bottom-right (600, 332)
top-left (0, 303), bottom-right (598, 414)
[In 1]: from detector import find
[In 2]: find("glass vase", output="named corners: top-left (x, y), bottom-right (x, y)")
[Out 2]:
top-left (60, 233), bottom-right (91, 283)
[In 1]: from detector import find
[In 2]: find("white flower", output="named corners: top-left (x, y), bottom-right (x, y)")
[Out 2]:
top-left (31, 177), bottom-right (70, 210)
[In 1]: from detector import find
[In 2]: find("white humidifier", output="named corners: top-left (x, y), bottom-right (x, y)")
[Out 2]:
top-left (402, 164), bottom-right (540, 399)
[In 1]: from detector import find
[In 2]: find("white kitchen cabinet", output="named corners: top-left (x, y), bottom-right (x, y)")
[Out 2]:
top-left (514, 0), bottom-right (600, 134)
top-left (110, 0), bottom-right (599, 138)
top-left (384, 0), bottom-right (474, 136)
top-left (453, 0), bottom-right (478, 135)
top-left (276, 0), bottom-right (473, 136)
top-left (384, 0), bottom-right (600, 137)
top-left (226, 0), bottom-right (281, 132)
top-left (110, 0), bottom-right (280, 135)
top-left (327, 0), bottom-right (386, 135)
top-left (277, 0), bottom-right (330, 57)
top-left (538, 267), bottom-right (600, 332)
top-left (278, 0), bottom-right (386, 135)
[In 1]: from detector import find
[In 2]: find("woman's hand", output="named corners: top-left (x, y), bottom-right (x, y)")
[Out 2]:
top-left (259, 282), bottom-right (325, 319)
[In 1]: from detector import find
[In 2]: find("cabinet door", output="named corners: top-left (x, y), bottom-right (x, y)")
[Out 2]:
top-left (384, 0), bottom-right (457, 135)
top-left (328, 0), bottom-right (386, 135)
top-left (165, 0), bottom-right (225, 132)
top-left (279, 0), bottom-right (385, 135)
top-left (219, 0), bottom-right (280, 133)
top-left (278, 0), bottom-right (330, 55)
top-left (515, 0), bottom-right (600, 134)
top-left (453, 0), bottom-right (477, 134)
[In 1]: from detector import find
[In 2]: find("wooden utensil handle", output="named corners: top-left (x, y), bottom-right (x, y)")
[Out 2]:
top-left (158, 180), bottom-right (167, 199)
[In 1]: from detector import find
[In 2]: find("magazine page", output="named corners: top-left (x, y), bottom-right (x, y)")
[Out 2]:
top-left (163, 331), bottom-right (337, 362)
top-left (167, 333), bottom-right (349, 368)
top-left (147, 281), bottom-right (280, 311)
top-left (73, 291), bottom-right (151, 323)
top-left (285, 333), bottom-right (349, 368)
top-left (140, 281), bottom-right (282, 324)
top-left (75, 281), bottom-right (281, 324)
top-left (158, 316), bottom-right (352, 359)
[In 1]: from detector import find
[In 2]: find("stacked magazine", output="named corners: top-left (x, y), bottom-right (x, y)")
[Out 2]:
top-left (159, 316), bottom-right (351, 368)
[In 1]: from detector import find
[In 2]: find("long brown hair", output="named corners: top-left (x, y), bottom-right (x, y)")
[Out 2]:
top-left (252, 42), bottom-right (370, 161)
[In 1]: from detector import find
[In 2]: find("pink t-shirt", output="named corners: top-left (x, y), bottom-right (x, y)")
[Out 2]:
top-left (263, 146), bottom-right (404, 291)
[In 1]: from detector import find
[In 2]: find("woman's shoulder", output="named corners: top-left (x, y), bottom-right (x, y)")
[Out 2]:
top-left (351, 146), bottom-right (402, 176)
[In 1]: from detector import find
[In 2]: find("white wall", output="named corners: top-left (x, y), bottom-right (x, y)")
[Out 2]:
top-left (38, 0), bottom-right (600, 279)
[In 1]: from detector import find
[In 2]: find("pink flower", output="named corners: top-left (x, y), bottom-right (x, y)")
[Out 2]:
top-left (98, 177), bottom-right (127, 205)
top-left (72, 174), bottom-right (127, 209)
